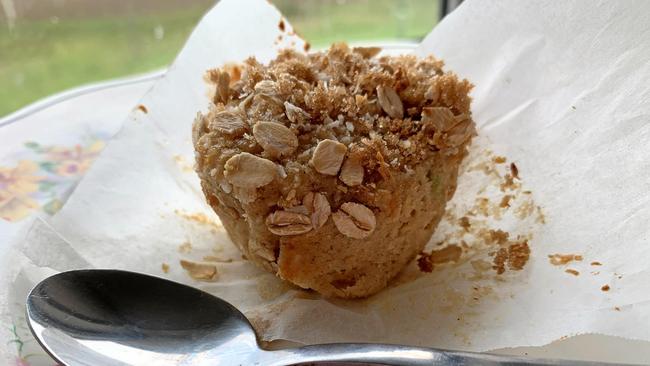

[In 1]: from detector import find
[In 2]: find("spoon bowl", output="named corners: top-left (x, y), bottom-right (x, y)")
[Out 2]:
top-left (26, 269), bottom-right (261, 365)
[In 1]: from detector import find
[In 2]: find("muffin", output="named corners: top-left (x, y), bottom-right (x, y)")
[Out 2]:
top-left (192, 43), bottom-right (475, 298)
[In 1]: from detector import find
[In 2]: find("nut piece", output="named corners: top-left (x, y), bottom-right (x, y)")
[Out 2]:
top-left (254, 80), bottom-right (277, 96)
top-left (422, 107), bottom-right (457, 132)
top-left (253, 121), bottom-right (298, 157)
top-left (211, 110), bottom-right (247, 136)
top-left (376, 85), bottom-right (403, 119)
top-left (310, 139), bottom-right (348, 175)
top-left (180, 259), bottom-right (218, 281)
top-left (224, 152), bottom-right (278, 188)
top-left (332, 202), bottom-right (376, 239)
top-left (284, 101), bottom-right (311, 123)
top-left (339, 156), bottom-right (364, 186)
top-left (303, 192), bottom-right (331, 229)
top-left (266, 210), bottom-right (313, 236)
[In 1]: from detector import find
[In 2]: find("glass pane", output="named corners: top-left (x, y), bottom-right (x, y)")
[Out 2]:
top-left (0, 0), bottom-right (439, 117)
top-left (275, 0), bottom-right (439, 47)
top-left (0, 0), bottom-right (215, 116)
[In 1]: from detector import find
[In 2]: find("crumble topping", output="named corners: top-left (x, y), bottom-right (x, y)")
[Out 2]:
top-left (194, 43), bottom-right (474, 239)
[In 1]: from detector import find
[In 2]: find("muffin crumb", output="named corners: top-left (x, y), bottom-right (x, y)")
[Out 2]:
top-left (548, 253), bottom-right (583, 265)
top-left (510, 162), bottom-right (519, 179)
top-left (565, 268), bottom-right (579, 276)
top-left (180, 259), bottom-right (218, 281)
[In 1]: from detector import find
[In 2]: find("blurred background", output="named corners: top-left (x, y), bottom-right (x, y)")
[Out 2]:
top-left (0, 0), bottom-right (444, 117)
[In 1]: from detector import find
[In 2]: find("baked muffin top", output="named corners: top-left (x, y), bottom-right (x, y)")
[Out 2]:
top-left (193, 43), bottom-right (475, 239)
top-left (194, 43), bottom-right (473, 186)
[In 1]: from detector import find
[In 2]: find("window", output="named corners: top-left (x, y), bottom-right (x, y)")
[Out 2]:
top-left (0, 0), bottom-right (439, 116)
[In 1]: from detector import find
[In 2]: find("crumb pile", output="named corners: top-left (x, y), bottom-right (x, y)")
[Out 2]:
top-left (193, 43), bottom-right (475, 297)
top-left (412, 149), bottom-right (543, 279)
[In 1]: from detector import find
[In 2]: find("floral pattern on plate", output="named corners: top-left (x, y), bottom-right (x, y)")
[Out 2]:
top-left (0, 138), bottom-right (105, 222)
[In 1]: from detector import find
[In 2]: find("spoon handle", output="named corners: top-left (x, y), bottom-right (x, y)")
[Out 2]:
top-left (265, 343), bottom-right (621, 366)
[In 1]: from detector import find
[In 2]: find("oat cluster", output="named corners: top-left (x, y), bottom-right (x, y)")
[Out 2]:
top-left (193, 43), bottom-right (474, 239)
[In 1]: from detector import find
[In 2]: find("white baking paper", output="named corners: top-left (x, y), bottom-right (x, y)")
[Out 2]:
top-left (3, 0), bottom-right (650, 362)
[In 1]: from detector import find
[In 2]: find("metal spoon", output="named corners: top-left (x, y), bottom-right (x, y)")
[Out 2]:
top-left (26, 269), bottom-right (620, 366)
